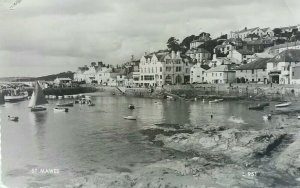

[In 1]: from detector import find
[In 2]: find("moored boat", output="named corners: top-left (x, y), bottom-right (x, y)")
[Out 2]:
top-left (54, 107), bottom-right (68, 112)
top-left (249, 105), bottom-right (265, 110)
top-left (275, 102), bottom-right (292, 108)
top-left (209, 99), bottom-right (223, 103)
top-left (128, 104), bottom-right (135, 109)
top-left (4, 90), bottom-right (28, 102)
top-left (123, 116), bottom-right (137, 120)
top-left (56, 102), bottom-right (74, 107)
top-left (8, 115), bottom-right (19, 121)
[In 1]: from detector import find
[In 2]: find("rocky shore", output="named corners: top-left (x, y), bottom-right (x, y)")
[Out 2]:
top-left (66, 122), bottom-right (300, 188)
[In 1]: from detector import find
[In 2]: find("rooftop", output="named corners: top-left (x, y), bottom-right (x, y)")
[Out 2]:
top-left (207, 64), bottom-right (236, 72)
top-left (236, 58), bottom-right (270, 70)
top-left (268, 49), bottom-right (300, 63)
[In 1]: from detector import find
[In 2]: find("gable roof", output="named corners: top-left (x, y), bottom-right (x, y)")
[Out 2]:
top-left (236, 58), bottom-right (270, 70)
top-left (207, 64), bottom-right (236, 72)
top-left (268, 49), bottom-right (300, 63)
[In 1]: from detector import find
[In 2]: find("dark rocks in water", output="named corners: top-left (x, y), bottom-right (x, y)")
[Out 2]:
top-left (154, 123), bottom-right (181, 130)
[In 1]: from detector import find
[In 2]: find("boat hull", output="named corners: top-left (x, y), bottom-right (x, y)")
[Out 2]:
top-left (275, 102), bottom-right (292, 108)
top-left (54, 108), bottom-right (68, 112)
top-left (31, 106), bottom-right (47, 112)
top-left (56, 102), bottom-right (74, 107)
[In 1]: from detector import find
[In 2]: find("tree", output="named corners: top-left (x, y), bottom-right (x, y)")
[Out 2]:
top-left (273, 28), bottom-right (282, 36)
top-left (167, 37), bottom-right (181, 51)
top-left (180, 35), bottom-right (196, 51)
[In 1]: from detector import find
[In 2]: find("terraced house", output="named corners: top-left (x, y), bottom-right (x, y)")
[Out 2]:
top-left (235, 58), bottom-right (270, 83)
top-left (139, 51), bottom-right (192, 87)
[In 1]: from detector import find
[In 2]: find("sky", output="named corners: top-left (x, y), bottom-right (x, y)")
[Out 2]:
top-left (0, 0), bottom-right (300, 77)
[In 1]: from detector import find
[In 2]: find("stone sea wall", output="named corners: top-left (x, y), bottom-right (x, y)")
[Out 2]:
top-left (121, 84), bottom-right (300, 101)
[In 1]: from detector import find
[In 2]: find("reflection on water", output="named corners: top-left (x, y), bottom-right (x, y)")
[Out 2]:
top-left (1, 94), bottom-right (300, 187)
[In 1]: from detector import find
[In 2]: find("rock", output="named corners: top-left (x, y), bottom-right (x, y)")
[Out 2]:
top-left (275, 134), bottom-right (300, 176)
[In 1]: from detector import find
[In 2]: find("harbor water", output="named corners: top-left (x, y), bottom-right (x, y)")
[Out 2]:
top-left (1, 92), bottom-right (300, 187)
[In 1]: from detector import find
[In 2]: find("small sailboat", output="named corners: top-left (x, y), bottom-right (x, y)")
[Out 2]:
top-left (275, 102), bottom-right (292, 108)
top-left (123, 116), bottom-right (137, 120)
top-left (8, 115), bottom-right (19, 121)
top-left (28, 81), bottom-right (48, 112)
top-left (53, 107), bottom-right (68, 112)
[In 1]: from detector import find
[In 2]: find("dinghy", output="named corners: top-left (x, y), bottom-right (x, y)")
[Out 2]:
top-left (56, 102), bottom-right (74, 107)
top-left (29, 81), bottom-right (48, 112)
top-left (123, 116), bottom-right (137, 120)
top-left (128, 104), bottom-right (135, 109)
top-left (209, 99), bottom-right (223, 103)
top-left (275, 102), bottom-right (292, 108)
top-left (8, 116), bottom-right (18, 121)
top-left (53, 107), bottom-right (68, 112)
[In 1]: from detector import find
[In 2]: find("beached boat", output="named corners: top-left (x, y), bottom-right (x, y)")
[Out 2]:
top-left (8, 115), bottom-right (18, 121)
top-left (275, 102), bottom-right (292, 108)
top-left (123, 116), bottom-right (137, 120)
top-left (53, 107), bottom-right (68, 112)
top-left (56, 102), bottom-right (74, 107)
top-left (29, 81), bottom-right (48, 112)
top-left (298, 116), bottom-right (300, 120)
top-left (4, 90), bottom-right (28, 102)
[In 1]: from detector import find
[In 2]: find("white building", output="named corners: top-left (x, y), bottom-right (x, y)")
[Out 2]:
top-left (186, 48), bottom-right (211, 63)
top-left (204, 64), bottom-right (236, 84)
top-left (190, 63), bottom-right (210, 83)
top-left (267, 49), bottom-right (300, 84)
top-left (139, 51), bottom-right (192, 87)
top-left (235, 58), bottom-right (270, 83)
top-left (95, 67), bottom-right (119, 86)
top-left (230, 27), bottom-right (274, 40)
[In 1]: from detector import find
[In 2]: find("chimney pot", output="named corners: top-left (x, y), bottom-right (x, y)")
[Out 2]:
top-left (171, 51), bottom-right (175, 59)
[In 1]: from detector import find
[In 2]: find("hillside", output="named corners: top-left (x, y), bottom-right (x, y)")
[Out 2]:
top-left (7, 71), bottom-right (74, 82)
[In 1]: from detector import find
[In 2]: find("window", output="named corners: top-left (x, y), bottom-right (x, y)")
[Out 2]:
top-left (197, 75), bottom-right (200, 77)
top-left (166, 67), bottom-right (171, 72)
top-left (202, 71), bottom-right (205, 74)
top-left (252, 69), bottom-right (254, 74)
top-left (176, 67), bottom-right (181, 72)
top-left (186, 68), bottom-right (188, 73)
top-left (220, 73), bottom-right (222, 76)
top-left (292, 72), bottom-right (295, 76)
top-left (191, 71), bottom-right (194, 74)
top-left (212, 73), bottom-right (214, 77)
top-left (263, 68), bottom-right (265, 72)
top-left (160, 75), bottom-right (162, 79)
top-left (160, 67), bottom-right (162, 72)
top-left (141, 76), bottom-right (143, 80)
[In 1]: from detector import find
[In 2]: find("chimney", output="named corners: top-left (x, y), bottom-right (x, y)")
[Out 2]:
top-left (245, 27), bottom-right (247, 30)
top-left (171, 51), bottom-right (175, 59)
top-left (176, 51), bottom-right (180, 57)
top-left (131, 55), bottom-right (134, 61)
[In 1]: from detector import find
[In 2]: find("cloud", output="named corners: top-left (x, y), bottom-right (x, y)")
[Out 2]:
top-left (0, 0), bottom-right (300, 77)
